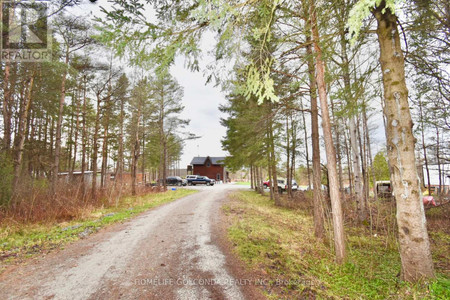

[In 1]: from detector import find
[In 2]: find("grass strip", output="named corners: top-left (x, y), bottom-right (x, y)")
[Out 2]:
top-left (225, 191), bottom-right (449, 299)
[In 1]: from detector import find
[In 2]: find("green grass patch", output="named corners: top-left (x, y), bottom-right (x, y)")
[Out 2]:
top-left (233, 181), bottom-right (251, 186)
top-left (225, 191), bottom-right (449, 299)
top-left (0, 189), bottom-right (197, 272)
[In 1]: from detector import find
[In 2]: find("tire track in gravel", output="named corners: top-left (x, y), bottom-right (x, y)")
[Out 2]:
top-left (0, 184), bottom-right (253, 300)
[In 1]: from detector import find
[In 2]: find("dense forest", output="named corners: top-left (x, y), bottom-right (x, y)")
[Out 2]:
top-left (0, 0), bottom-right (448, 285)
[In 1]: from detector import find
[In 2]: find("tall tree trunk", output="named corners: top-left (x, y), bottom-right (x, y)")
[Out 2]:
top-left (350, 117), bottom-right (366, 220)
top-left (132, 103), bottom-right (142, 196)
top-left (330, 99), bottom-right (344, 193)
top-left (100, 118), bottom-right (109, 189)
top-left (310, 2), bottom-right (346, 263)
top-left (259, 166), bottom-right (265, 195)
top-left (141, 118), bottom-right (146, 185)
top-left (132, 133), bottom-right (140, 196)
top-left (266, 128), bottom-right (274, 201)
top-left (373, 4), bottom-right (434, 281)
top-left (344, 126), bottom-right (353, 194)
top-left (2, 61), bottom-right (12, 151)
top-left (68, 91), bottom-right (76, 179)
top-left (116, 89), bottom-right (125, 186)
top-left (300, 98), bottom-right (311, 190)
top-left (435, 126), bottom-right (441, 196)
top-left (286, 116), bottom-right (291, 197)
top-left (357, 118), bottom-right (369, 210)
top-left (363, 103), bottom-right (377, 203)
top-left (290, 114), bottom-right (297, 195)
top-left (91, 94), bottom-right (101, 199)
top-left (72, 86), bottom-right (80, 176)
top-left (52, 50), bottom-right (70, 193)
top-left (340, 29), bottom-right (366, 222)
top-left (12, 71), bottom-right (35, 195)
top-left (306, 35), bottom-right (325, 240)
top-left (269, 117), bottom-right (280, 204)
top-left (250, 164), bottom-right (254, 190)
top-left (81, 76), bottom-right (88, 191)
top-left (419, 101), bottom-right (431, 195)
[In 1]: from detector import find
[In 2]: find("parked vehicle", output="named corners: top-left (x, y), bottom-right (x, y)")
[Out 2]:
top-left (263, 179), bottom-right (298, 193)
top-left (376, 181), bottom-right (392, 198)
top-left (166, 176), bottom-right (185, 186)
top-left (190, 176), bottom-right (215, 186)
top-left (186, 175), bottom-right (198, 185)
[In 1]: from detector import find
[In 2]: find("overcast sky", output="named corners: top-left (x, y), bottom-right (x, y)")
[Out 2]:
top-left (71, 1), bottom-right (229, 168)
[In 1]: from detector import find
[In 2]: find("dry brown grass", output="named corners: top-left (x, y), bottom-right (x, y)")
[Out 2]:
top-left (0, 180), bottom-right (161, 225)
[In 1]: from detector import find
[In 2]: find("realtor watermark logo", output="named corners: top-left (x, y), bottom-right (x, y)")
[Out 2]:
top-left (1, 0), bottom-right (51, 62)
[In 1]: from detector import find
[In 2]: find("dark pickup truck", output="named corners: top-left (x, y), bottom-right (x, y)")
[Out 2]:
top-left (189, 176), bottom-right (215, 186)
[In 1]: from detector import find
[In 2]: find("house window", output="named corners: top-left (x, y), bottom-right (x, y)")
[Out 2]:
top-left (207, 162), bottom-right (211, 167)
top-left (217, 174), bottom-right (221, 180)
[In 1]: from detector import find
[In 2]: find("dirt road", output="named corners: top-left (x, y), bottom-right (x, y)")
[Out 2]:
top-left (0, 184), bottom-right (262, 300)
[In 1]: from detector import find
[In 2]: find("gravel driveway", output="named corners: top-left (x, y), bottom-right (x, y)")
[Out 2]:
top-left (0, 184), bottom-right (261, 300)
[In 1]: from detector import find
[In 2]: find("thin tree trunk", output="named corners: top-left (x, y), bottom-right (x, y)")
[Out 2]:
top-left (250, 164), bottom-right (254, 190)
top-left (330, 99), bottom-right (344, 194)
top-left (269, 117), bottom-right (280, 204)
top-left (340, 29), bottom-right (366, 222)
top-left (419, 101), bottom-right (431, 195)
top-left (435, 126), bottom-right (441, 196)
top-left (352, 116), bottom-right (366, 220)
top-left (306, 34), bottom-right (325, 240)
top-left (72, 87), bottom-right (80, 177)
top-left (12, 71), bottom-right (35, 195)
top-left (266, 128), bottom-right (274, 201)
top-left (100, 119), bottom-right (109, 189)
top-left (132, 104), bottom-right (142, 196)
top-left (52, 50), bottom-right (70, 193)
top-left (300, 98), bottom-right (311, 190)
top-left (344, 125), bottom-right (353, 194)
top-left (68, 93), bottom-right (75, 178)
top-left (92, 94), bottom-right (101, 199)
top-left (311, 2), bottom-right (346, 263)
top-left (81, 76), bottom-right (87, 191)
top-left (363, 103), bottom-right (377, 203)
top-left (141, 117), bottom-right (146, 185)
top-left (357, 117), bottom-right (369, 211)
top-left (286, 117), bottom-right (291, 197)
top-left (116, 88), bottom-right (125, 186)
top-left (373, 4), bottom-right (434, 281)
top-left (259, 166), bottom-right (265, 195)
top-left (2, 61), bottom-right (12, 151)
top-left (290, 114), bottom-right (297, 195)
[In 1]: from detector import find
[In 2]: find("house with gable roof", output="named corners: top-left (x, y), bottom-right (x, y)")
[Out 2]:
top-left (189, 156), bottom-right (229, 182)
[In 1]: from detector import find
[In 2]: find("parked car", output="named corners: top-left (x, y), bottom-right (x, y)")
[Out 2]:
top-left (263, 179), bottom-right (298, 193)
top-left (186, 175), bottom-right (198, 185)
top-left (190, 176), bottom-right (215, 186)
top-left (166, 176), bottom-right (185, 186)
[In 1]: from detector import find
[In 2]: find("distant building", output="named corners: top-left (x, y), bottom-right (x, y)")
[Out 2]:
top-left (189, 156), bottom-right (229, 182)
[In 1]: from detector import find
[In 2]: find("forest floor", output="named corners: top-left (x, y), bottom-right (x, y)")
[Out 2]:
top-left (223, 190), bottom-right (449, 299)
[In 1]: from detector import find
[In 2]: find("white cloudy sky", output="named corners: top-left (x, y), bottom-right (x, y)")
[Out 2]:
top-left (70, 1), bottom-right (229, 168)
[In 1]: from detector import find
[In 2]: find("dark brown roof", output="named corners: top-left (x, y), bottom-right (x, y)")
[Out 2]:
top-left (190, 156), bottom-right (226, 165)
